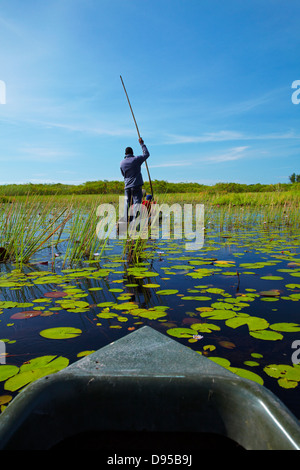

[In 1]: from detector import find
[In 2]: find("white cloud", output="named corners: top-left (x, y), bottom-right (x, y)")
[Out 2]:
top-left (162, 130), bottom-right (300, 145)
top-left (149, 161), bottom-right (192, 168)
top-left (202, 146), bottom-right (249, 163)
top-left (163, 130), bottom-right (243, 144)
top-left (17, 146), bottom-right (75, 162)
top-left (40, 120), bottom-right (135, 137)
top-left (148, 146), bottom-right (248, 171)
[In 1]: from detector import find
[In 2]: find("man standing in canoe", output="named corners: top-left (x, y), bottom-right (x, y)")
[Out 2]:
top-left (120, 137), bottom-right (150, 220)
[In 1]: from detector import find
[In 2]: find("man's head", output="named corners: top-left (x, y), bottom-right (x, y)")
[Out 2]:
top-left (125, 147), bottom-right (133, 156)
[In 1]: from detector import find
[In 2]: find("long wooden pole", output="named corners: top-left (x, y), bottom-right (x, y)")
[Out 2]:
top-left (120, 75), bottom-right (153, 197)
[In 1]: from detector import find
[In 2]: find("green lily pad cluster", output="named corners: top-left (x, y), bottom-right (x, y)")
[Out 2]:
top-left (97, 302), bottom-right (169, 321)
top-left (0, 355), bottom-right (69, 393)
top-left (208, 356), bottom-right (264, 386)
top-left (264, 364), bottom-right (300, 389)
top-left (186, 284), bottom-right (300, 341)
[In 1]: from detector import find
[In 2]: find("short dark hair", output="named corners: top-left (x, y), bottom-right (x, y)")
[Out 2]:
top-left (125, 147), bottom-right (133, 155)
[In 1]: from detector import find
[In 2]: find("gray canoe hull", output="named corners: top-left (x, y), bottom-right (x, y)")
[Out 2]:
top-left (0, 326), bottom-right (299, 450)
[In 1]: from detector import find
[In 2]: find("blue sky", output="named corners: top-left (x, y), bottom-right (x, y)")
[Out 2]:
top-left (0, 0), bottom-right (299, 186)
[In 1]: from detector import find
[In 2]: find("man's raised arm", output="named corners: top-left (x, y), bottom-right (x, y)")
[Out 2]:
top-left (137, 137), bottom-right (150, 162)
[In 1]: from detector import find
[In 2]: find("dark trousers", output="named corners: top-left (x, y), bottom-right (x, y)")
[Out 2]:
top-left (124, 186), bottom-right (143, 221)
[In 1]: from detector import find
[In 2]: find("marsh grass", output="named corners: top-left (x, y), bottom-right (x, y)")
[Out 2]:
top-left (0, 196), bottom-right (70, 266)
top-left (0, 191), bottom-right (299, 266)
top-left (61, 200), bottom-right (111, 267)
top-left (158, 190), bottom-right (300, 206)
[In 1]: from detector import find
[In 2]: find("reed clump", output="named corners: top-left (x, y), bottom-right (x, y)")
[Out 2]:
top-left (0, 196), bottom-right (71, 266)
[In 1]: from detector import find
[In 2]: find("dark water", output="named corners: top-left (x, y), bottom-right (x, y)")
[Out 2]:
top-left (0, 226), bottom-right (300, 419)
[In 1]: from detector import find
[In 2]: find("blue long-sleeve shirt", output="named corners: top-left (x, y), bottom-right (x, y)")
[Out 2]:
top-left (120, 143), bottom-right (150, 189)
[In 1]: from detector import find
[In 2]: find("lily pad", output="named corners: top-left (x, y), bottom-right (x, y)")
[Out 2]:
top-left (143, 283), bottom-right (160, 288)
top-left (156, 289), bottom-right (179, 295)
top-left (166, 327), bottom-right (195, 338)
top-left (228, 366), bottom-right (264, 385)
top-left (44, 291), bottom-right (68, 298)
top-left (200, 309), bottom-right (236, 320)
top-left (0, 365), bottom-right (19, 382)
top-left (97, 302), bottom-right (117, 308)
top-left (135, 309), bottom-right (167, 320)
top-left (205, 288), bottom-right (226, 294)
top-left (203, 344), bottom-right (216, 352)
top-left (259, 290), bottom-right (281, 297)
top-left (225, 316), bottom-right (269, 331)
top-left (4, 355), bottom-right (69, 392)
top-left (249, 330), bottom-right (283, 341)
top-left (208, 357), bottom-right (263, 385)
top-left (57, 300), bottom-right (90, 310)
top-left (0, 395), bottom-right (12, 405)
top-left (20, 355), bottom-right (69, 373)
top-left (209, 357), bottom-right (231, 368)
top-left (264, 364), bottom-right (300, 389)
top-left (5, 366), bottom-right (59, 392)
top-left (260, 276), bottom-right (284, 281)
top-left (190, 322), bottom-right (221, 333)
top-left (97, 311), bottom-right (118, 319)
top-left (10, 310), bottom-right (42, 320)
top-left (270, 322), bottom-right (300, 332)
top-left (278, 378), bottom-right (298, 389)
top-left (218, 340), bottom-right (236, 349)
top-left (0, 301), bottom-right (19, 309)
top-left (39, 327), bottom-right (82, 339)
top-left (182, 296), bottom-right (212, 301)
top-left (264, 364), bottom-right (291, 379)
top-left (77, 350), bottom-right (95, 357)
top-left (251, 353), bottom-right (263, 359)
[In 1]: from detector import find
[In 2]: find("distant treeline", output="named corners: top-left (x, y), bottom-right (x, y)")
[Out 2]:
top-left (0, 180), bottom-right (299, 196)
